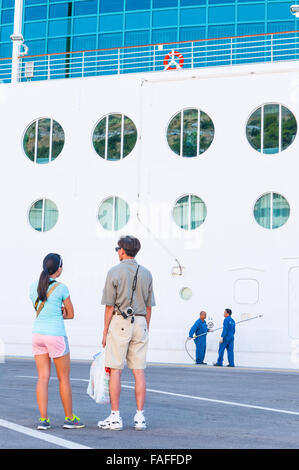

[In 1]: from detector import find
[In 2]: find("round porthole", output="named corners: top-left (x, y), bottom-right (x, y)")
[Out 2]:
top-left (254, 192), bottom-right (290, 229)
top-left (93, 113), bottom-right (137, 160)
top-left (173, 194), bottom-right (207, 230)
top-left (29, 198), bottom-right (58, 232)
top-left (246, 103), bottom-right (297, 154)
top-left (180, 287), bottom-right (192, 300)
top-left (23, 118), bottom-right (64, 164)
top-left (98, 196), bottom-right (130, 231)
top-left (167, 108), bottom-right (214, 157)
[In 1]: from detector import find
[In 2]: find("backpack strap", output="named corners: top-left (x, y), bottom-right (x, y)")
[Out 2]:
top-left (35, 282), bottom-right (60, 318)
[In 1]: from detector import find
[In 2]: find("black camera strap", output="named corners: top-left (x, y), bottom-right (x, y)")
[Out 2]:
top-left (115, 264), bottom-right (140, 317)
top-left (129, 264), bottom-right (140, 307)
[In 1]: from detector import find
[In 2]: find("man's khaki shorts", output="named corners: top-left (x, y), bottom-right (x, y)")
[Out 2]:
top-left (105, 314), bottom-right (149, 370)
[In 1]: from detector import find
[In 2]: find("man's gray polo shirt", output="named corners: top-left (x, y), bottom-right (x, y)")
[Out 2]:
top-left (101, 259), bottom-right (155, 315)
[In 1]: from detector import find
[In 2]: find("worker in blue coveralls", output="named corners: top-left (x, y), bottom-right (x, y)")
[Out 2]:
top-left (214, 308), bottom-right (235, 367)
top-left (189, 311), bottom-right (210, 365)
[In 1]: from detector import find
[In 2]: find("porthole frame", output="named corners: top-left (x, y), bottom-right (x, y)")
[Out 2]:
top-left (245, 102), bottom-right (297, 155)
top-left (22, 116), bottom-right (65, 165)
top-left (252, 191), bottom-right (291, 230)
top-left (92, 112), bottom-right (138, 162)
top-left (27, 197), bottom-right (59, 233)
top-left (166, 107), bottom-right (215, 158)
top-left (172, 193), bottom-right (208, 231)
top-left (180, 287), bottom-right (193, 301)
top-left (97, 194), bottom-right (131, 232)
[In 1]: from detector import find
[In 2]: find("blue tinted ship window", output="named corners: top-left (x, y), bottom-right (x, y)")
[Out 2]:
top-left (180, 7), bottom-right (206, 25)
top-left (0, 24), bottom-right (13, 42)
top-left (47, 37), bottom-right (68, 53)
top-left (100, 0), bottom-right (124, 13)
top-left (237, 22), bottom-right (265, 36)
top-left (126, 0), bottom-right (151, 10)
top-left (26, 39), bottom-right (46, 55)
top-left (74, 0), bottom-right (98, 16)
top-left (1, 9), bottom-right (14, 24)
top-left (181, 0), bottom-right (206, 5)
top-left (25, 6), bottom-right (47, 21)
top-left (267, 2), bottom-right (292, 21)
top-left (25, 0), bottom-right (48, 4)
top-left (180, 26), bottom-right (205, 41)
top-left (2, 0), bottom-right (15, 6)
top-left (267, 21), bottom-right (294, 33)
top-left (48, 19), bottom-right (72, 36)
top-left (153, 0), bottom-right (178, 7)
top-left (126, 12), bottom-right (151, 29)
top-left (98, 32), bottom-right (123, 49)
top-left (238, 4), bottom-right (265, 22)
top-left (125, 30), bottom-right (150, 45)
top-left (209, 5), bottom-right (235, 23)
top-left (152, 9), bottom-right (178, 27)
top-left (24, 21), bottom-right (47, 39)
top-left (49, 3), bottom-right (71, 18)
top-left (73, 35), bottom-right (97, 50)
top-left (209, 0), bottom-right (235, 4)
top-left (152, 28), bottom-right (177, 43)
top-left (99, 14), bottom-right (123, 32)
top-left (208, 24), bottom-right (234, 38)
top-left (0, 43), bottom-right (12, 57)
top-left (73, 16), bottom-right (97, 34)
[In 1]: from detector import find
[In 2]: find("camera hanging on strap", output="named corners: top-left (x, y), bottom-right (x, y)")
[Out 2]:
top-left (115, 265), bottom-right (140, 323)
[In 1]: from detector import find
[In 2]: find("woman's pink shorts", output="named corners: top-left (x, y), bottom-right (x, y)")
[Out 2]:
top-left (32, 334), bottom-right (70, 358)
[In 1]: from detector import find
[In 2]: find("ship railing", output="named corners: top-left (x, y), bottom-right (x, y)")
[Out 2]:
top-left (1, 29), bottom-right (299, 83)
top-left (0, 57), bottom-right (12, 83)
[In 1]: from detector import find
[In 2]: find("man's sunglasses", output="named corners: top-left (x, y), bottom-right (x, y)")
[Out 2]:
top-left (115, 246), bottom-right (120, 252)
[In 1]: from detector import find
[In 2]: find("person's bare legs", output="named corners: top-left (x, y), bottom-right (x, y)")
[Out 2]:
top-left (53, 353), bottom-right (73, 418)
top-left (132, 369), bottom-right (146, 411)
top-left (109, 368), bottom-right (122, 411)
top-left (35, 354), bottom-right (51, 419)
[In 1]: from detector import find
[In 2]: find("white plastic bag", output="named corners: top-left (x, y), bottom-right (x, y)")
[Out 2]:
top-left (86, 350), bottom-right (110, 404)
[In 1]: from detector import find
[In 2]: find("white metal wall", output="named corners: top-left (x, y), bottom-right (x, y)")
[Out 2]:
top-left (1, 60), bottom-right (299, 368)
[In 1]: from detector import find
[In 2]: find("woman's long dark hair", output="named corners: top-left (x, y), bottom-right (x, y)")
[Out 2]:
top-left (37, 253), bottom-right (62, 301)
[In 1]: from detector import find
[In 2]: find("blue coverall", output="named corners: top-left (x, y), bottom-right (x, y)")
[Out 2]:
top-left (189, 319), bottom-right (209, 364)
top-left (216, 316), bottom-right (236, 366)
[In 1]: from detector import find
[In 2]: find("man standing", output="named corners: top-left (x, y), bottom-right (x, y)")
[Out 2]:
top-left (189, 311), bottom-right (209, 364)
top-left (214, 308), bottom-right (235, 367)
top-left (99, 235), bottom-right (155, 431)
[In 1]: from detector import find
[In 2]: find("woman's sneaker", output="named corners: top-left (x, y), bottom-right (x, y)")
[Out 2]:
top-left (63, 414), bottom-right (85, 429)
top-left (37, 418), bottom-right (51, 430)
top-left (97, 413), bottom-right (123, 431)
top-left (134, 411), bottom-right (146, 431)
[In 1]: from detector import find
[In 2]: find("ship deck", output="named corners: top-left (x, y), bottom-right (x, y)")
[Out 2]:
top-left (1, 358), bottom-right (299, 450)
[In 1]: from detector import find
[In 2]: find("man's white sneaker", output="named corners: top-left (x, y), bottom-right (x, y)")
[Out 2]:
top-left (97, 414), bottom-right (123, 431)
top-left (134, 412), bottom-right (147, 431)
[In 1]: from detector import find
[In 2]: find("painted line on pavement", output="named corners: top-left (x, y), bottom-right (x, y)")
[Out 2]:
top-left (17, 375), bottom-right (299, 417)
top-left (0, 418), bottom-right (91, 449)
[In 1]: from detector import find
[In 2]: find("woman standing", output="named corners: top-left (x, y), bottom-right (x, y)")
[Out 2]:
top-left (30, 253), bottom-right (85, 430)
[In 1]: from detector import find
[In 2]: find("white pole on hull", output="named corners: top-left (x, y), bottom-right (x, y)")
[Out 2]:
top-left (10, 0), bottom-right (27, 84)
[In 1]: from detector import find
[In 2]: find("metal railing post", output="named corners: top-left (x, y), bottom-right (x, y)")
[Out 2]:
top-left (230, 37), bottom-right (233, 65)
top-left (191, 41), bottom-right (194, 68)
top-left (270, 34), bottom-right (274, 63)
top-left (153, 45), bottom-right (155, 71)
top-left (47, 54), bottom-right (50, 80)
top-left (118, 48), bottom-right (120, 74)
top-left (82, 51), bottom-right (85, 77)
